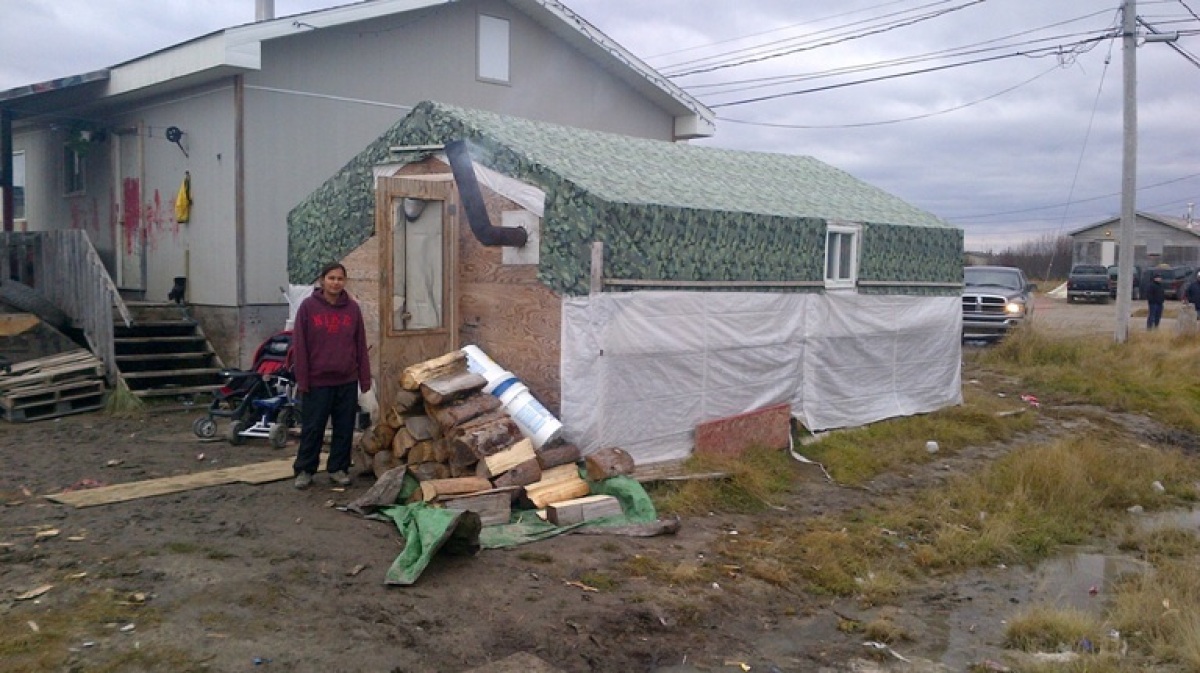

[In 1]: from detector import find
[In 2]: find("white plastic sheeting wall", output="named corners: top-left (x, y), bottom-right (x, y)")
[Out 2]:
top-left (560, 291), bottom-right (962, 465)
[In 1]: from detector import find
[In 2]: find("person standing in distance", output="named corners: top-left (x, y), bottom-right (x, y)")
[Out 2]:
top-left (1185, 270), bottom-right (1200, 320)
top-left (292, 262), bottom-right (371, 489)
top-left (1145, 273), bottom-right (1166, 331)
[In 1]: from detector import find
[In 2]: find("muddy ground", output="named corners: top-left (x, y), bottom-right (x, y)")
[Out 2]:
top-left (0, 296), bottom-right (1187, 673)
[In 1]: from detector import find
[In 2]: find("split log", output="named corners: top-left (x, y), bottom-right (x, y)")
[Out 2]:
top-left (448, 415), bottom-right (522, 461)
top-left (420, 371), bottom-right (488, 406)
top-left (391, 428), bottom-right (417, 461)
top-left (491, 458), bottom-right (542, 490)
top-left (361, 423), bottom-right (398, 456)
top-left (445, 440), bottom-right (481, 470)
top-left (524, 463), bottom-right (589, 509)
top-left (347, 466), bottom-right (409, 515)
top-left (403, 415), bottom-right (440, 441)
top-left (372, 449), bottom-right (401, 479)
top-left (409, 462), bottom-right (451, 482)
top-left (585, 447), bottom-right (636, 480)
top-left (439, 489), bottom-right (515, 526)
top-left (536, 443), bottom-right (581, 470)
top-left (393, 388), bottom-right (422, 413)
top-left (477, 438), bottom-right (535, 479)
top-left (418, 477), bottom-right (492, 502)
top-left (449, 462), bottom-right (478, 478)
top-left (546, 494), bottom-right (623, 526)
top-left (400, 351), bottom-right (468, 391)
top-left (407, 439), bottom-right (448, 465)
top-left (428, 394), bottom-right (501, 431)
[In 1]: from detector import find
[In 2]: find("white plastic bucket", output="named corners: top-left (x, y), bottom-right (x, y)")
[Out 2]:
top-left (460, 344), bottom-right (510, 394)
top-left (492, 377), bottom-right (563, 449)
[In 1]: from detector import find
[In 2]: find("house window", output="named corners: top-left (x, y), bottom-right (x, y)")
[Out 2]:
top-left (64, 145), bottom-right (85, 195)
top-left (825, 223), bottom-right (860, 289)
top-left (477, 14), bottom-right (510, 83)
top-left (6, 151), bottom-right (24, 221)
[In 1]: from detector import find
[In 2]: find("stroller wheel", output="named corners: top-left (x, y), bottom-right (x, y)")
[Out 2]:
top-left (227, 420), bottom-right (246, 446)
top-left (277, 406), bottom-right (299, 430)
top-left (193, 416), bottom-right (217, 439)
top-left (269, 422), bottom-right (289, 449)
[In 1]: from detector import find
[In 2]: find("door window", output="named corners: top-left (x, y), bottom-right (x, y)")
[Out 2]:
top-left (392, 197), bottom-right (444, 331)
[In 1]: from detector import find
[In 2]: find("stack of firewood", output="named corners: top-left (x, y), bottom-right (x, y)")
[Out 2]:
top-left (354, 350), bottom-right (633, 523)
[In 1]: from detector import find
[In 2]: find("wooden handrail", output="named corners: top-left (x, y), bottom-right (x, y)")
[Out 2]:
top-left (0, 231), bottom-right (130, 382)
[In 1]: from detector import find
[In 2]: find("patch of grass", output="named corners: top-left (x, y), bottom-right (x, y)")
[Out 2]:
top-left (800, 383), bottom-right (1036, 485)
top-left (621, 554), bottom-right (716, 586)
top-left (648, 445), bottom-right (796, 516)
top-left (1004, 605), bottom-right (1105, 652)
top-left (863, 614), bottom-right (909, 644)
top-left (577, 570), bottom-right (618, 591)
top-left (517, 551), bottom-right (554, 564)
top-left (977, 327), bottom-right (1200, 433)
top-left (718, 433), bottom-right (1200, 597)
top-left (1108, 557), bottom-right (1200, 668)
top-left (1118, 525), bottom-right (1200, 561)
top-left (0, 590), bottom-right (203, 671)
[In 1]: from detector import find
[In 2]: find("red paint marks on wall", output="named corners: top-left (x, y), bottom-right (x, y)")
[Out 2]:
top-left (122, 178), bottom-right (141, 255)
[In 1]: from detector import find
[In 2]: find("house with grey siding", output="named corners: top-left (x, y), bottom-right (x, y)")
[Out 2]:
top-left (0, 0), bottom-right (712, 367)
top-left (1069, 211), bottom-right (1200, 268)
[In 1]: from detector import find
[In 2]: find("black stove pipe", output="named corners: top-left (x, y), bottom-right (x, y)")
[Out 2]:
top-left (445, 139), bottom-right (528, 248)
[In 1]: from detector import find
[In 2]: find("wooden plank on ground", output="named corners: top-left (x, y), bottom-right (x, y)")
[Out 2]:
top-left (44, 456), bottom-right (326, 508)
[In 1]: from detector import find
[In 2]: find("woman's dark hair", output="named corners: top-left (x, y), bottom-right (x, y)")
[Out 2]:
top-left (318, 262), bottom-right (347, 279)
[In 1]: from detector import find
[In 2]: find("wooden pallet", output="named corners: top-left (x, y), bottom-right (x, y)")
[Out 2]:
top-left (1, 392), bottom-right (105, 423)
top-left (1, 378), bottom-right (105, 410)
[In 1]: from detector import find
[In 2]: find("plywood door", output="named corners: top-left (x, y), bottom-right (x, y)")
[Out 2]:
top-left (376, 176), bottom-right (458, 410)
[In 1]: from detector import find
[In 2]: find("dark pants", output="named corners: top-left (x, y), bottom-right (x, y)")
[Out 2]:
top-left (293, 382), bottom-right (358, 476)
top-left (1147, 302), bottom-right (1164, 330)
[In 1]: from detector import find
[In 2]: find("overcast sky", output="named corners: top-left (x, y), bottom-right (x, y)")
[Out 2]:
top-left (2, 0), bottom-right (1198, 250)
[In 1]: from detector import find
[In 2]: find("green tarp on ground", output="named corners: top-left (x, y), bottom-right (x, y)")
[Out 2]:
top-left (378, 475), bottom-right (659, 585)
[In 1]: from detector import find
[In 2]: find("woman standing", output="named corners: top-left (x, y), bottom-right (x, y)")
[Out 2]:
top-left (292, 263), bottom-right (371, 489)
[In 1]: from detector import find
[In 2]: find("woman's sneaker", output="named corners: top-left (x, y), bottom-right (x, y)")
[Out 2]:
top-left (293, 472), bottom-right (313, 490)
top-left (329, 470), bottom-right (351, 487)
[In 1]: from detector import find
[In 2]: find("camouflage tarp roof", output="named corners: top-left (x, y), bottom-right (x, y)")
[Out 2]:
top-left (438, 102), bottom-right (949, 229)
top-left (289, 100), bottom-right (962, 295)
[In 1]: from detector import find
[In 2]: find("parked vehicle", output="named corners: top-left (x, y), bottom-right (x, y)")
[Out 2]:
top-left (1067, 264), bottom-right (1111, 303)
top-left (962, 266), bottom-right (1036, 340)
top-left (1141, 265), bottom-right (1195, 300)
top-left (1107, 264), bottom-right (1142, 300)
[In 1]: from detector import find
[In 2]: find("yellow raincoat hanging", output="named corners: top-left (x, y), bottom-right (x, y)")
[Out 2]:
top-left (174, 171), bottom-right (192, 223)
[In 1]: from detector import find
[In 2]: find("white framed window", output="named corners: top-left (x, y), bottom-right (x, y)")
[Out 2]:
top-left (63, 145), bottom-right (85, 195)
top-left (824, 222), bottom-right (860, 289)
top-left (477, 14), bottom-right (510, 84)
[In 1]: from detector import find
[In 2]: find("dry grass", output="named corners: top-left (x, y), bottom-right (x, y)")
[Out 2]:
top-left (800, 382), bottom-right (1037, 486)
top-left (978, 327), bottom-right (1200, 433)
top-left (1004, 605), bottom-right (1106, 652)
top-left (0, 590), bottom-right (203, 672)
top-left (648, 445), bottom-right (797, 516)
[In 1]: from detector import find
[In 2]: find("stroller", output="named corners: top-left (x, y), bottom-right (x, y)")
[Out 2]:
top-left (191, 331), bottom-right (300, 448)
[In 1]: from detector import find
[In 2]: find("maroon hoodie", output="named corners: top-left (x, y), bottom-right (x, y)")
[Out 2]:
top-left (292, 288), bottom-right (371, 393)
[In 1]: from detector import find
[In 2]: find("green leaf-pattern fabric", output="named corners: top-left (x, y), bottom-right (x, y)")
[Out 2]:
top-left (288, 101), bottom-right (962, 296)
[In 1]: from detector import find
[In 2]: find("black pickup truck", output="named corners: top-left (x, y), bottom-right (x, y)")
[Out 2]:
top-left (1067, 264), bottom-right (1111, 303)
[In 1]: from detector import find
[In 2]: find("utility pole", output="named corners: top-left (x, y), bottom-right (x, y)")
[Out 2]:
top-left (1114, 0), bottom-right (1137, 343)
top-left (1115, 0), bottom-right (1177, 342)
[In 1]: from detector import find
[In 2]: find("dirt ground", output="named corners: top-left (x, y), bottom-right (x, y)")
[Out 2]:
top-left (0, 294), bottom-right (1185, 673)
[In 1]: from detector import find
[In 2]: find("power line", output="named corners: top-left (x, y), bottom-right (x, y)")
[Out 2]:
top-left (715, 65), bottom-right (1060, 129)
top-left (705, 40), bottom-right (1110, 109)
top-left (667, 0), bottom-right (986, 78)
top-left (689, 26), bottom-right (1111, 98)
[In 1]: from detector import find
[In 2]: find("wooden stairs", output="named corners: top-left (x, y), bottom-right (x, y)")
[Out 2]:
top-left (114, 302), bottom-right (225, 400)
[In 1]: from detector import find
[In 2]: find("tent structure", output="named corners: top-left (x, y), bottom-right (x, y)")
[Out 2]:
top-left (289, 101), bottom-right (964, 464)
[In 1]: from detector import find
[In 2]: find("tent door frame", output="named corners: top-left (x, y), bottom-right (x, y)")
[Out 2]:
top-left (375, 175), bottom-right (459, 410)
